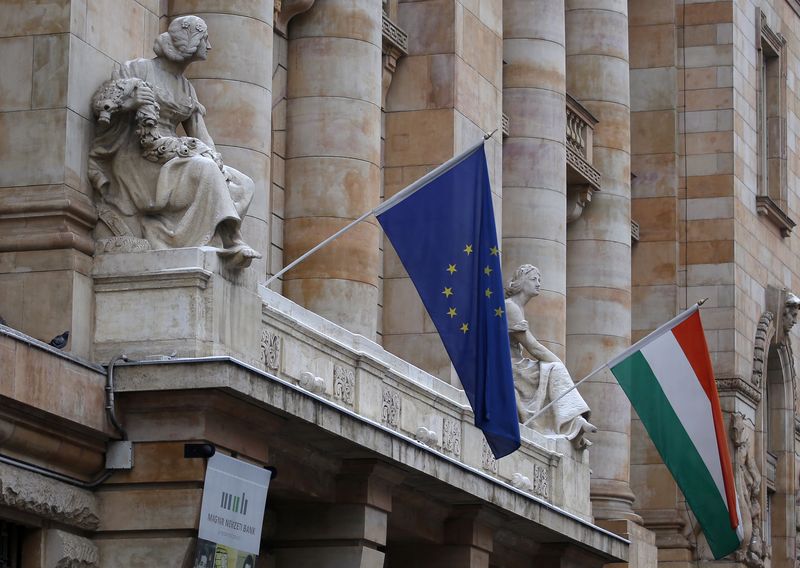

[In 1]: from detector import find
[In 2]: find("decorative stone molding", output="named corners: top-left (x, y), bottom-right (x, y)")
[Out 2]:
top-left (381, 387), bottom-right (401, 429)
top-left (261, 329), bottom-right (281, 371)
top-left (415, 426), bottom-right (438, 447)
top-left (46, 529), bottom-right (99, 568)
top-left (275, 0), bottom-right (316, 37)
top-left (441, 417), bottom-right (461, 457)
top-left (480, 438), bottom-right (498, 474)
top-left (0, 196), bottom-right (97, 256)
top-left (751, 311), bottom-right (776, 389)
top-left (756, 196), bottom-right (795, 237)
top-left (533, 464), bottom-right (549, 499)
top-left (0, 462), bottom-right (99, 530)
top-left (717, 376), bottom-right (762, 405)
top-left (510, 472), bottom-right (533, 492)
top-left (566, 184), bottom-right (596, 223)
top-left (333, 364), bottom-right (355, 406)
top-left (299, 371), bottom-right (325, 394)
top-left (381, 13), bottom-right (409, 108)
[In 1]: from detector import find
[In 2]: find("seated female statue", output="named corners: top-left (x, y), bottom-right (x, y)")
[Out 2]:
top-left (504, 264), bottom-right (596, 447)
top-left (89, 15), bottom-right (260, 268)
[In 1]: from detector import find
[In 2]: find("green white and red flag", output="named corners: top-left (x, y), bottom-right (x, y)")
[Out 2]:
top-left (608, 304), bottom-right (742, 559)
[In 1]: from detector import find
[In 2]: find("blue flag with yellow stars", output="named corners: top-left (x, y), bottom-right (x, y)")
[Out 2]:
top-left (375, 141), bottom-right (520, 459)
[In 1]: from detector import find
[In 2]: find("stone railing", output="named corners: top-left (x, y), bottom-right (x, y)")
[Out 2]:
top-left (383, 12), bottom-right (408, 53)
top-left (566, 94), bottom-right (596, 163)
top-left (566, 94), bottom-right (601, 222)
top-left (258, 287), bottom-right (593, 519)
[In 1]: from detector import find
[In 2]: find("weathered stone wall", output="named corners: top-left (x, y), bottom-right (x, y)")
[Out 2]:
top-left (0, 0), bottom-right (164, 356)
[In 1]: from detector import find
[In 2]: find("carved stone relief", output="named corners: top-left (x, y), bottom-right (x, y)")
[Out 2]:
top-left (441, 417), bottom-right (461, 457)
top-left (260, 329), bottom-right (281, 371)
top-left (510, 472), bottom-right (533, 492)
top-left (299, 371), bottom-right (325, 394)
top-left (0, 463), bottom-right (99, 530)
top-left (47, 529), bottom-right (99, 568)
top-left (533, 464), bottom-right (549, 499)
top-left (480, 438), bottom-right (498, 474)
top-left (333, 364), bottom-right (355, 406)
top-left (783, 292), bottom-right (800, 336)
top-left (751, 311), bottom-right (775, 390)
top-left (381, 387), bottom-right (401, 429)
top-left (731, 413), bottom-right (767, 568)
top-left (415, 426), bottom-right (438, 447)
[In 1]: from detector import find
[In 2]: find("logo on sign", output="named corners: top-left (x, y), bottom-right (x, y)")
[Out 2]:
top-left (221, 491), bottom-right (249, 516)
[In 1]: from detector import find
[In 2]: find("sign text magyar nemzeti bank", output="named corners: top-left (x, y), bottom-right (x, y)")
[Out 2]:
top-left (198, 453), bottom-right (271, 555)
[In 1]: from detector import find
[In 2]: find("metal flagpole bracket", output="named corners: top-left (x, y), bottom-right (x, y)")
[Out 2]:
top-left (185, 442), bottom-right (216, 459)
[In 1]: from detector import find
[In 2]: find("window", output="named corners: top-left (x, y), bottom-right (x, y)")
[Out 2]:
top-left (755, 10), bottom-right (794, 235)
top-left (0, 521), bottom-right (23, 568)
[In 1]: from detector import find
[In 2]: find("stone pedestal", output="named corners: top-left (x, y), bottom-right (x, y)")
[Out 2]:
top-left (598, 520), bottom-right (657, 568)
top-left (92, 248), bottom-right (261, 363)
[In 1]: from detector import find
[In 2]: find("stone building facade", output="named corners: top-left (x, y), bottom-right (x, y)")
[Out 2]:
top-left (0, 0), bottom-right (799, 566)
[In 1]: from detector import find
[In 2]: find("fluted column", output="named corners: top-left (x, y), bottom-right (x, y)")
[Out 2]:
top-left (173, 1), bottom-right (275, 278)
top-left (565, 0), bottom-right (636, 520)
top-left (502, 1), bottom-right (567, 359)
top-left (283, 0), bottom-right (383, 338)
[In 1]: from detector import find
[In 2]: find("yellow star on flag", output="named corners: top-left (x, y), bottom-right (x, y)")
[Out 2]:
top-left (447, 307), bottom-right (457, 318)
top-left (442, 286), bottom-right (453, 298)
top-left (483, 265), bottom-right (493, 276)
top-left (460, 322), bottom-right (469, 334)
top-left (494, 307), bottom-right (504, 317)
top-left (447, 263), bottom-right (457, 275)
top-left (485, 288), bottom-right (493, 298)
top-left (464, 244), bottom-right (473, 255)
top-left (490, 246), bottom-right (500, 256)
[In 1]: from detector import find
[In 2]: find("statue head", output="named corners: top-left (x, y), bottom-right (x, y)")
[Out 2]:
top-left (504, 264), bottom-right (541, 299)
top-left (783, 291), bottom-right (800, 334)
top-left (154, 15), bottom-right (211, 63)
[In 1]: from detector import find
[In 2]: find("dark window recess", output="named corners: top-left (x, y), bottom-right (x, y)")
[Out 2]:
top-left (0, 521), bottom-right (23, 568)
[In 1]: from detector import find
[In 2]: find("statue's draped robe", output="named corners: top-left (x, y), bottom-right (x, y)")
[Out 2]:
top-left (507, 309), bottom-right (591, 441)
top-left (88, 58), bottom-right (253, 248)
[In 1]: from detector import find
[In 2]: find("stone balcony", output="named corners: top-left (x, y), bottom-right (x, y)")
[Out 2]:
top-left (256, 286), bottom-right (593, 520)
top-left (566, 94), bottom-right (601, 223)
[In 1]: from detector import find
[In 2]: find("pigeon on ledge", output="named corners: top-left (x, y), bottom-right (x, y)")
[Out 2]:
top-left (49, 331), bottom-right (70, 350)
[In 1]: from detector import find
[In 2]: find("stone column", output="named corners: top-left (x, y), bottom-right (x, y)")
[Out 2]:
top-left (502, 0), bottom-right (567, 358)
top-left (283, 0), bottom-right (383, 338)
top-left (171, 1), bottom-right (275, 278)
top-left (565, 1), bottom-right (636, 520)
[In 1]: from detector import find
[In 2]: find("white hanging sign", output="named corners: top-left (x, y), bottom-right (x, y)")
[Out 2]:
top-left (198, 453), bottom-right (271, 555)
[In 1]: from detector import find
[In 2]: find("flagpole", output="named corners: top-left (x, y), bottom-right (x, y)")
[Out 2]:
top-left (262, 132), bottom-right (495, 287)
top-left (522, 364), bottom-right (606, 427)
top-left (522, 298), bottom-right (709, 428)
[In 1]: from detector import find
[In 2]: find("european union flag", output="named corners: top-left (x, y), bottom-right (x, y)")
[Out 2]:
top-left (375, 141), bottom-right (520, 458)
